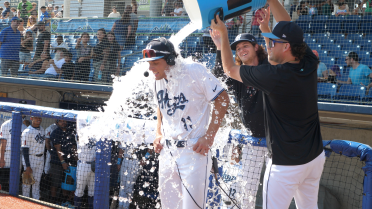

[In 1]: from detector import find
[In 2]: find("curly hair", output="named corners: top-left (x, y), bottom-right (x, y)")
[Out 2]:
top-left (235, 42), bottom-right (268, 66)
top-left (289, 42), bottom-right (307, 61)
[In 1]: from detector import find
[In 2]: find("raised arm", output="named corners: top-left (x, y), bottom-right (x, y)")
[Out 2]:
top-left (267, 0), bottom-right (291, 22)
top-left (210, 15), bottom-right (242, 82)
top-left (0, 139), bottom-right (6, 168)
top-left (153, 107), bottom-right (163, 153)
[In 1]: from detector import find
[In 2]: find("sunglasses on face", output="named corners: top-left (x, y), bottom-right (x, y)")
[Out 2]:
top-left (268, 39), bottom-right (289, 48)
top-left (142, 49), bottom-right (170, 59)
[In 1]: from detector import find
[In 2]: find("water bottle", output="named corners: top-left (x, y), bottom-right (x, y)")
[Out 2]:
top-left (98, 70), bottom-right (102, 80)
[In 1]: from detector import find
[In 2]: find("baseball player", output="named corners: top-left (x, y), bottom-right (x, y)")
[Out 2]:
top-left (211, 1), bottom-right (325, 208)
top-left (74, 136), bottom-right (96, 209)
top-left (21, 116), bottom-right (46, 200)
top-left (44, 120), bottom-right (58, 175)
top-left (211, 29), bottom-right (269, 208)
top-left (141, 37), bottom-right (229, 209)
top-left (0, 116), bottom-right (28, 192)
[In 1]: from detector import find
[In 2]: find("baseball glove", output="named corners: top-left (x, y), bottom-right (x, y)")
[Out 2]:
top-left (22, 172), bottom-right (35, 185)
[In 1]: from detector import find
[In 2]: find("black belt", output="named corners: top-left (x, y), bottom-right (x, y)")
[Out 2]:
top-left (166, 140), bottom-right (187, 148)
top-left (35, 154), bottom-right (43, 157)
top-left (78, 160), bottom-right (94, 164)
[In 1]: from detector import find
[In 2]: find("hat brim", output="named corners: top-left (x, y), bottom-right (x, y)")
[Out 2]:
top-left (139, 56), bottom-right (165, 62)
top-left (230, 39), bottom-right (256, 51)
top-left (261, 33), bottom-right (281, 40)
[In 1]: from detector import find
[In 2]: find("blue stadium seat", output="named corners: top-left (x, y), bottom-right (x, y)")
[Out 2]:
top-left (121, 57), bottom-right (126, 68)
top-left (307, 43), bottom-right (318, 50)
top-left (347, 33), bottom-right (363, 41)
top-left (295, 15), bottom-right (311, 33)
top-left (187, 36), bottom-right (201, 43)
top-left (323, 44), bottom-right (342, 53)
top-left (135, 40), bottom-right (145, 46)
top-left (362, 89), bottom-right (372, 103)
top-left (322, 57), bottom-right (336, 68)
top-left (65, 35), bottom-right (75, 40)
top-left (304, 33), bottom-right (311, 38)
top-left (312, 33), bottom-right (328, 39)
top-left (343, 22), bottom-right (359, 33)
top-left (335, 84), bottom-right (366, 102)
top-left (121, 50), bottom-right (133, 56)
top-left (310, 22), bottom-right (326, 33)
top-left (89, 39), bottom-right (97, 46)
top-left (136, 35), bottom-right (149, 41)
top-left (362, 15), bottom-right (372, 22)
top-left (326, 22), bottom-right (342, 33)
top-left (364, 34), bottom-right (372, 40)
top-left (51, 35), bottom-right (56, 39)
top-left (360, 22), bottom-right (372, 33)
top-left (124, 56), bottom-right (141, 68)
top-left (317, 83), bottom-right (337, 101)
top-left (314, 15), bottom-right (328, 21)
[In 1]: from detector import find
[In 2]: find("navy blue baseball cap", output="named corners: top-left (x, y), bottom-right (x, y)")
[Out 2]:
top-left (140, 37), bottom-right (172, 62)
top-left (262, 21), bottom-right (304, 44)
top-left (11, 16), bottom-right (21, 22)
top-left (230, 33), bottom-right (257, 50)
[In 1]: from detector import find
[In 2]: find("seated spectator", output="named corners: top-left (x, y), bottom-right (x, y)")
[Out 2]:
top-left (92, 28), bottom-right (110, 82)
top-left (322, 0), bottom-right (333, 16)
top-left (333, 0), bottom-right (349, 15)
top-left (28, 52), bottom-right (51, 74)
top-left (353, 2), bottom-right (365, 15)
top-left (108, 6), bottom-right (121, 18)
top-left (338, 52), bottom-right (372, 86)
top-left (297, 1), bottom-right (309, 16)
top-left (309, 2), bottom-right (318, 15)
top-left (53, 6), bottom-right (59, 17)
top-left (335, 2), bottom-right (350, 16)
top-left (162, 0), bottom-right (176, 16)
top-left (47, 4), bottom-right (55, 18)
top-left (313, 50), bottom-right (328, 78)
top-left (19, 30), bottom-right (33, 68)
top-left (51, 35), bottom-right (69, 52)
top-left (2, 1), bottom-right (11, 20)
top-left (364, 0), bottom-right (372, 14)
top-left (170, 2), bottom-right (184, 16)
top-left (75, 32), bottom-right (92, 81)
top-left (106, 32), bottom-right (121, 82)
top-left (10, 7), bottom-right (16, 17)
top-left (61, 51), bottom-right (75, 80)
top-left (44, 48), bottom-right (66, 78)
top-left (17, 18), bottom-right (25, 33)
top-left (55, 5), bottom-right (63, 18)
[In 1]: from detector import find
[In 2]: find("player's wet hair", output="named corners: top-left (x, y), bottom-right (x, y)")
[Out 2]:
top-left (289, 42), bottom-right (307, 61)
top-left (235, 42), bottom-right (267, 66)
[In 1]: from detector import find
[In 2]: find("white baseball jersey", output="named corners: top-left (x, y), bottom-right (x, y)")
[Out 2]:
top-left (77, 137), bottom-right (96, 162)
top-left (21, 126), bottom-right (45, 155)
top-left (0, 119), bottom-right (28, 151)
top-left (221, 162), bottom-right (244, 208)
top-left (45, 123), bottom-right (58, 139)
top-left (154, 62), bottom-right (224, 141)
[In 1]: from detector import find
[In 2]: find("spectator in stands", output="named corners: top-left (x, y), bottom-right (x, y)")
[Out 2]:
top-left (92, 28), bottom-right (110, 82)
top-left (33, 21), bottom-right (50, 61)
top-left (108, 6), bottom-right (121, 18)
top-left (28, 52), bottom-right (50, 74)
top-left (17, 0), bottom-right (32, 23)
top-left (49, 119), bottom-right (77, 206)
top-left (338, 52), bottom-right (372, 86)
top-left (0, 8), bottom-right (4, 17)
top-left (322, 0), bottom-right (334, 16)
top-left (106, 32), bottom-right (121, 81)
top-left (53, 6), bottom-right (59, 17)
top-left (51, 35), bottom-right (69, 52)
top-left (40, 6), bottom-right (51, 32)
top-left (111, 10), bottom-right (132, 51)
top-left (61, 51), bottom-right (75, 80)
top-left (251, 6), bottom-right (265, 37)
top-left (226, 15), bottom-right (243, 43)
top-left (18, 18), bottom-right (25, 33)
top-left (364, 0), bottom-right (372, 14)
top-left (131, 0), bottom-right (138, 14)
top-left (289, 2), bottom-right (298, 19)
top-left (44, 48), bottom-right (66, 79)
top-left (162, 0), bottom-right (176, 16)
top-left (170, 2), bottom-right (184, 16)
top-left (2, 2), bottom-right (11, 20)
top-left (125, 5), bottom-right (138, 49)
top-left (75, 32), bottom-right (92, 81)
top-left (55, 5), bottom-right (63, 18)
top-left (10, 7), bottom-right (16, 17)
top-left (353, 2), bottom-right (365, 15)
top-left (26, 15), bottom-right (36, 28)
top-left (335, 1), bottom-right (350, 16)
top-left (309, 2), bottom-right (318, 15)
top-left (47, 4), bottom-right (55, 18)
top-left (333, 0), bottom-right (349, 15)
top-left (19, 30), bottom-right (33, 69)
top-left (297, 1), bottom-right (309, 16)
top-left (0, 16), bottom-right (21, 76)
top-left (30, 2), bottom-right (37, 18)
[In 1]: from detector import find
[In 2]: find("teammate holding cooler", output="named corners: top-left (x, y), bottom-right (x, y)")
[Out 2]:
top-left (211, 30), bottom-right (269, 208)
top-left (0, 116), bottom-right (28, 192)
top-left (21, 116), bottom-right (46, 200)
top-left (141, 37), bottom-right (229, 209)
top-left (211, 0), bottom-right (325, 208)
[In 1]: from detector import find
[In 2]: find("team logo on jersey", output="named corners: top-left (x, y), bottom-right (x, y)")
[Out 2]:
top-left (222, 170), bottom-right (237, 183)
top-left (157, 89), bottom-right (189, 116)
top-left (212, 85), bottom-right (217, 92)
top-left (35, 133), bottom-right (45, 144)
top-left (87, 138), bottom-right (96, 149)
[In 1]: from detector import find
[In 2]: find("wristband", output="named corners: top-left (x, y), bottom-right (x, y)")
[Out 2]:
top-left (61, 160), bottom-right (65, 164)
top-left (117, 158), bottom-right (122, 165)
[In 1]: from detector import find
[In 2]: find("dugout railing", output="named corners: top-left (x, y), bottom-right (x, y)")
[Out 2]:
top-left (0, 101), bottom-right (372, 209)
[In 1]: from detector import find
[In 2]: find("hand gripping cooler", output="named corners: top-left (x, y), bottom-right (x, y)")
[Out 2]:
top-left (184, 0), bottom-right (267, 29)
top-left (61, 166), bottom-right (77, 191)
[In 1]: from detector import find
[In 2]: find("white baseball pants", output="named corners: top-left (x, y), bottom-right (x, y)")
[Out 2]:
top-left (118, 158), bottom-right (142, 209)
top-left (75, 161), bottom-right (95, 197)
top-left (159, 145), bottom-right (212, 209)
top-left (263, 151), bottom-right (326, 209)
top-left (44, 150), bottom-right (51, 174)
top-left (22, 155), bottom-right (44, 200)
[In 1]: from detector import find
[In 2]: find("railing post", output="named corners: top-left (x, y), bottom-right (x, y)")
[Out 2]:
top-left (9, 111), bottom-right (22, 196)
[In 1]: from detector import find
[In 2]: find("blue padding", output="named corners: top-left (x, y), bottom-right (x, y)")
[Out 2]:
top-left (0, 102), bottom-right (79, 121)
top-left (362, 162), bottom-right (372, 208)
top-left (228, 129), bottom-right (267, 147)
